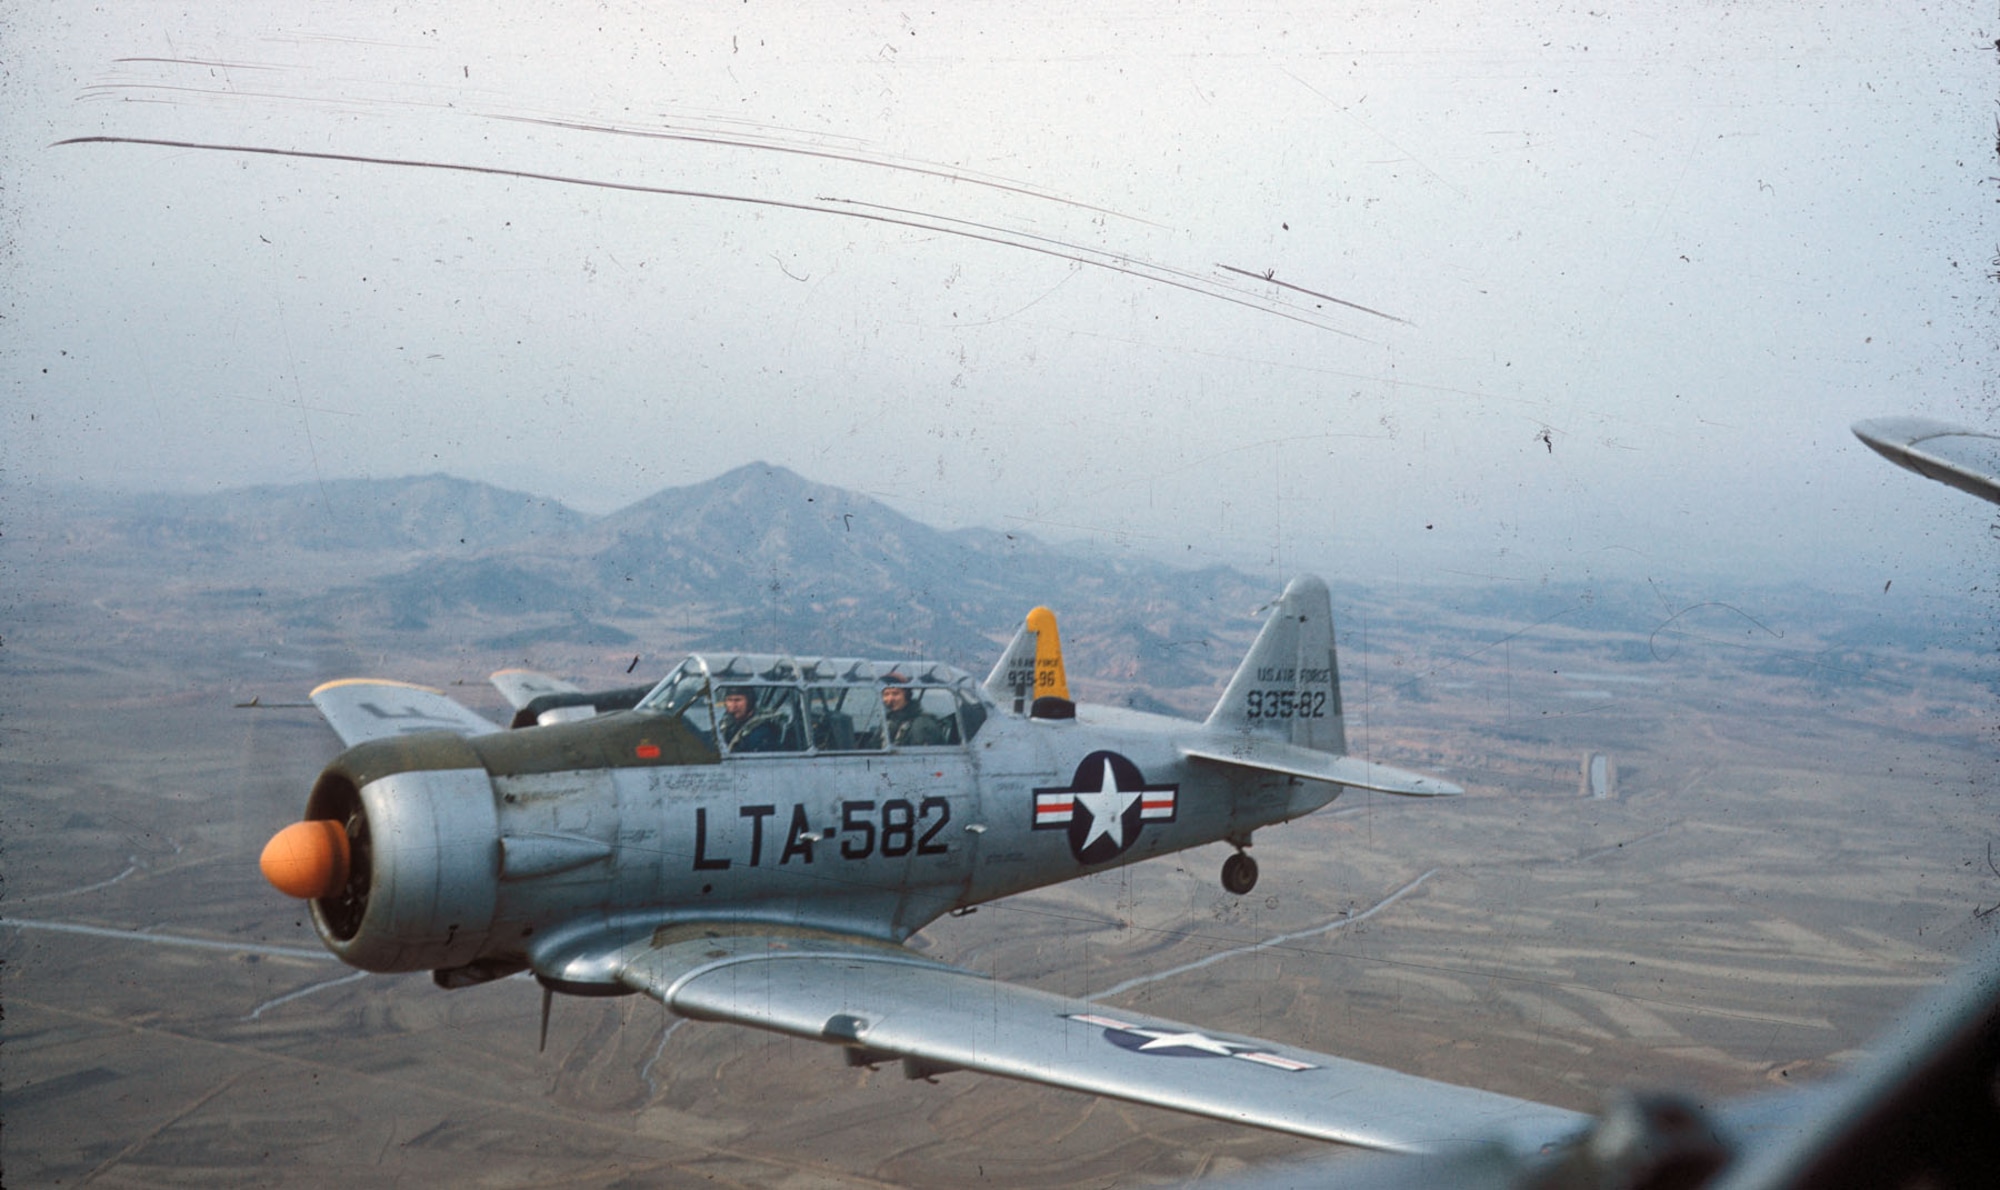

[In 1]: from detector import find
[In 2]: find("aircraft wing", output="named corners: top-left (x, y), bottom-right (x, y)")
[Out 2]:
top-left (1852, 416), bottom-right (2000, 505)
top-left (489, 668), bottom-right (584, 710)
top-left (1183, 739), bottom-right (1463, 797)
top-left (308, 678), bottom-right (503, 746)
top-left (615, 927), bottom-right (1584, 1155)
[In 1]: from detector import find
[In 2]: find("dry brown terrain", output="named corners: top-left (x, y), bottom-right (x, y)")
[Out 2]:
top-left (5, 509), bottom-right (1997, 1186)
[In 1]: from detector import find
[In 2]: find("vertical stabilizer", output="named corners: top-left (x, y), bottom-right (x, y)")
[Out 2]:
top-left (985, 606), bottom-right (1070, 714)
top-left (1204, 575), bottom-right (1347, 755)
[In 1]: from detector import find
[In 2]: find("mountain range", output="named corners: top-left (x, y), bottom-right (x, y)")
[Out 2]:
top-left (26, 462), bottom-right (1980, 713)
top-left (35, 464), bottom-right (1277, 695)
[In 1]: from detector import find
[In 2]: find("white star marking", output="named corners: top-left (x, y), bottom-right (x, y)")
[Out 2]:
top-left (1072, 759), bottom-right (1140, 852)
top-left (1133, 1030), bottom-right (1245, 1056)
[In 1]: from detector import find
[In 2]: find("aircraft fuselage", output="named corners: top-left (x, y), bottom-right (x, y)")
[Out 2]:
top-left (305, 700), bottom-right (1334, 990)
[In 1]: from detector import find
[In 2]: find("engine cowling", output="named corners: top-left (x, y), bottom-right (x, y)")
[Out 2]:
top-left (264, 738), bottom-right (501, 973)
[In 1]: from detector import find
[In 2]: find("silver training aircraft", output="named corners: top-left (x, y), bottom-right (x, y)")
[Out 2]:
top-left (260, 574), bottom-right (1587, 1156)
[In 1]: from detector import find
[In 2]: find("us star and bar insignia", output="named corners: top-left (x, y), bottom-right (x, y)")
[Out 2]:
top-left (1032, 751), bottom-right (1177, 865)
top-left (1064, 1013), bottom-right (1317, 1071)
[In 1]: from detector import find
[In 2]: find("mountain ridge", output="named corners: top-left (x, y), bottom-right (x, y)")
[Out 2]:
top-left (43, 473), bottom-right (588, 555)
top-left (36, 466), bottom-right (1972, 705)
top-left (40, 465), bottom-right (1274, 680)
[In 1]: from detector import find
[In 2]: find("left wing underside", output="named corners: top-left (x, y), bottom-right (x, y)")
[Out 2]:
top-left (616, 928), bottom-right (1584, 1156)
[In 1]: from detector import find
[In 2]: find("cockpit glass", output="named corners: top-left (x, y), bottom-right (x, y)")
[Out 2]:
top-left (637, 666), bottom-right (707, 715)
top-left (955, 688), bottom-right (988, 742)
top-left (806, 684), bottom-right (885, 752)
top-left (679, 689), bottom-right (714, 740)
top-left (714, 686), bottom-right (806, 754)
top-left (639, 655), bottom-right (989, 754)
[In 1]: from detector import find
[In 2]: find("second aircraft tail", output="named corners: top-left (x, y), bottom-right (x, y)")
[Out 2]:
top-left (984, 606), bottom-right (1071, 716)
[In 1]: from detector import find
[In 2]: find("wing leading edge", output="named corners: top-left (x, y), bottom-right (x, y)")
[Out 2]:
top-left (615, 927), bottom-right (1585, 1156)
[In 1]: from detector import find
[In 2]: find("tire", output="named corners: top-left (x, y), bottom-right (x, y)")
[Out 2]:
top-left (1221, 852), bottom-right (1259, 895)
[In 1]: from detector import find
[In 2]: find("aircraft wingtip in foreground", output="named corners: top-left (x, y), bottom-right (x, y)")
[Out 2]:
top-left (1851, 416), bottom-right (2000, 506)
top-left (1216, 424), bottom-right (2000, 1187)
top-left (260, 573), bottom-right (1579, 1157)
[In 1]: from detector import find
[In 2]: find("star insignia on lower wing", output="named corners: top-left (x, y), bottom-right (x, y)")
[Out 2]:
top-left (1065, 1013), bottom-right (1318, 1071)
top-left (1131, 1029), bottom-right (1249, 1056)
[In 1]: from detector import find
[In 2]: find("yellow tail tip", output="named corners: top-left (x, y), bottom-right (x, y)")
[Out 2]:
top-left (1025, 606), bottom-right (1069, 701)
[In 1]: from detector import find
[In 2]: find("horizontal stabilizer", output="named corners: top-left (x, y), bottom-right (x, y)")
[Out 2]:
top-left (1184, 739), bottom-right (1461, 797)
top-left (489, 668), bottom-right (583, 710)
top-left (490, 668), bottom-right (653, 728)
top-left (613, 927), bottom-right (1580, 1155)
top-left (309, 679), bottom-right (502, 746)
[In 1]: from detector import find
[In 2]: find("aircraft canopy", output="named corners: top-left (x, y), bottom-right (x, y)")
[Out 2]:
top-left (638, 654), bottom-right (990, 754)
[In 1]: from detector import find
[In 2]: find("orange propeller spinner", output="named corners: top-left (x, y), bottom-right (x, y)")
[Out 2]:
top-left (259, 819), bottom-right (350, 900)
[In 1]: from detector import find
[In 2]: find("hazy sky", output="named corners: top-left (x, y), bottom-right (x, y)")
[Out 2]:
top-left (3, 2), bottom-right (1994, 598)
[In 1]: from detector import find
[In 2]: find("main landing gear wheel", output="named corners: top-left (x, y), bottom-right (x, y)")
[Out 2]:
top-left (1221, 851), bottom-right (1259, 895)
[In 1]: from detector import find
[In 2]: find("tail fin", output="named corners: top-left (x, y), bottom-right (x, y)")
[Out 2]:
top-left (985, 606), bottom-right (1070, 715)
top-left (1205, 575), bottom-right (1347, 755)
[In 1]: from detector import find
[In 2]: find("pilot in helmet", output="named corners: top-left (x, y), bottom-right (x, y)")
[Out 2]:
top-left (718, 687), bottom-right (783, 752)
top-left (881, 681), bottom-right (943, 747)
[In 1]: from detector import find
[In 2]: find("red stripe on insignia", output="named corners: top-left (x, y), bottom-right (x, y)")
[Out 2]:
top-left (1141, 798), bottom-right (1173, 810)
